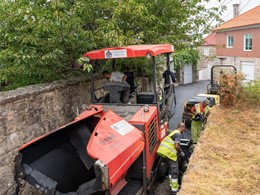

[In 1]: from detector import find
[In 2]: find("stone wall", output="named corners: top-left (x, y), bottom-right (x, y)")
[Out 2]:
top-left (197, 45), bottom-right (217, 70)
top-left (0, 76), bottom-right (151, 195)
top-left (0, 78), bottom-right (96, 195)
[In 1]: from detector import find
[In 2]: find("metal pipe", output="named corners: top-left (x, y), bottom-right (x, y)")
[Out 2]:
top-left (142, 130), bottom-right (147, 195)
top-left (210, 64), bottom-right (237, 84)
top-left (150, 157), bottom-right (163, 191)
top-left (166, 53), bottom-right (170, 70)
top-left (112, 59), bottom-right (116, 71)
top-left (152, 56), bottom-right (157, 103)
top-left (90, 62), bottom-right (96, 103)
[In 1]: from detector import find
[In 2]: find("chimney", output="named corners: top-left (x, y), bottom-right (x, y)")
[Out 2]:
top-left (233, 4), bottom-right (240, 18)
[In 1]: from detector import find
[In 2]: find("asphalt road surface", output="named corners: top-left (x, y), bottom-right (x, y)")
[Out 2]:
top-left (152, 80), bottom-right (209, 195)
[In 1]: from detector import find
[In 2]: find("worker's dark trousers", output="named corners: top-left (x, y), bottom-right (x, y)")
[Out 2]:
top-left (166, 158), bottom-right (179, 194)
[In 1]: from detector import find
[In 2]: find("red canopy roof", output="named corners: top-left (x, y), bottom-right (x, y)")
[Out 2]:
top-left (83, 44), bottom-right (174, 60)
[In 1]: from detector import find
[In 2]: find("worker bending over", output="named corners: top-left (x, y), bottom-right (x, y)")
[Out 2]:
top-left (191, 99), bottom-right (209, 143)
top-left (157, 123), bottom-right (186, 194)
top-left (102, 70), bottom-right (127, 82)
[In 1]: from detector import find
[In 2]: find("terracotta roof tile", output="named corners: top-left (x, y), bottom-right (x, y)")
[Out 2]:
top-left (213, 5), bottom-right (260, 31)
top-left (203, 33), bottom-right (216, 45)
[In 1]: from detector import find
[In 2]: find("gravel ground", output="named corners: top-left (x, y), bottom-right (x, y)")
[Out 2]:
top-left (152, 80), bottom-right (209, 195)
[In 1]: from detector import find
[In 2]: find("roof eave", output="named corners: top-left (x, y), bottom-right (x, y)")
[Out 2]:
top-left (213, 23), bottom-right (260, 32)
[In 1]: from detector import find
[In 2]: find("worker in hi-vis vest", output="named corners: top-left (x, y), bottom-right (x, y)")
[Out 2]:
top-left (157, 123), bottom-right (186, 194)
top-left (191, 99), bottom-right (210, 143)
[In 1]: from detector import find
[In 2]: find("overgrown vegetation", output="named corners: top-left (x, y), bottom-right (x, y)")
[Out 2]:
top-left (180, 105), bottom-right (260, 195)
top-left (0, 0), bottom-right (225, 91)
top-left (218, 72), bottom-right (244, 107)
top-left (218, 72), bottom-right (260, 107)
top-left (179, 72), bottom-right (260, 194)
top-left (241, 80), bottom-right (260, 106)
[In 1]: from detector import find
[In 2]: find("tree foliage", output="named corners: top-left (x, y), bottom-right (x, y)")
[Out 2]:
top-left (0, 0), bottom-right (224, 91)
top-left (173, 48), bottom-right (200, 69)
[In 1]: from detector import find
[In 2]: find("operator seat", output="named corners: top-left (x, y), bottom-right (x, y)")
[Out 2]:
top-left (103, 81), bottom-right (130, 103)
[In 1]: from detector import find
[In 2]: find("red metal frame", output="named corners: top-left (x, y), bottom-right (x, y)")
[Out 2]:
top-left (19, 105), bottom-right (104, 151)
top-left (87, 110), bottom-right (144, 192)
top-left (17, 44), bottom-right (175, 194)
top-left (159, 121), bottom-right (169, 141)
top-left (84, 44), bottom-right (174, 60)
top-left (129, 106), bottom-right (160, 179)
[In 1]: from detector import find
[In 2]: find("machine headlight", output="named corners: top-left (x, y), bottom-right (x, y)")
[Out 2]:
top-left (146, 52), bottom-right (152, 59)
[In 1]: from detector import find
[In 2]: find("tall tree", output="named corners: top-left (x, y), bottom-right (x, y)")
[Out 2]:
top-left (0, 0), bottom-right (224, 90)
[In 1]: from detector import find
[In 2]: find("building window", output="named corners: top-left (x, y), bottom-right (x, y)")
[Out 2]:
top-left (244, 34), bottom-right (252, 51)
top-left (203, 47), bottom-right (209, 56)
top-left (227, 36), bottom-right (233, 48)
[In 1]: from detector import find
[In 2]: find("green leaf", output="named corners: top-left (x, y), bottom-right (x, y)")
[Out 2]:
top-left (83, 64), bottom-right (93, 72)
top-left (0, 0), bottom-right (222, 91)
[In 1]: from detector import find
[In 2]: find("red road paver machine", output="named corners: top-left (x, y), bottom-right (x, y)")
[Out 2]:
top-left (15, 44), bottom-right (176, 195)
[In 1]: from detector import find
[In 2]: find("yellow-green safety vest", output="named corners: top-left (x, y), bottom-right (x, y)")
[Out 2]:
top-left (195, 103), bottom-right (201, 113)
top-left (157, 130), bottom-right (180, 161)
top-left (193, 103), bottom-right (209, 118)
